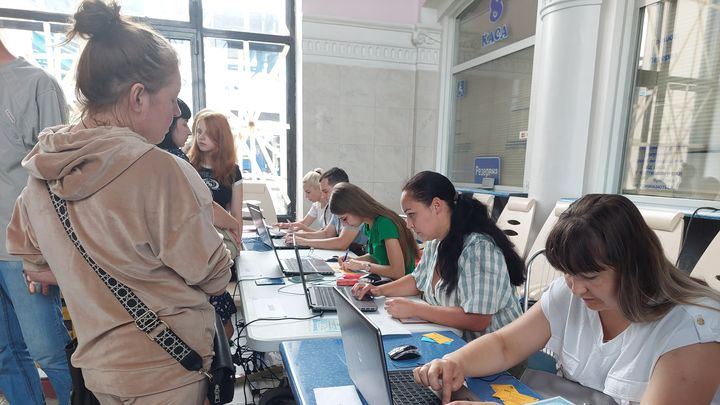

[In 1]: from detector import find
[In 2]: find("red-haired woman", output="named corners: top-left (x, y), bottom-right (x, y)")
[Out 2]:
top-left (188, 111), bottom-right (243, 338)
top-left (188, 111), bottom-right (244, 230)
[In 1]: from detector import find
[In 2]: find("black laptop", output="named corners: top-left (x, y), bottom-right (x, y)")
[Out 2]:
top-left (334, 287), bottom-right (479, 404)
top-left (294, 242), bottom-right (376, 313)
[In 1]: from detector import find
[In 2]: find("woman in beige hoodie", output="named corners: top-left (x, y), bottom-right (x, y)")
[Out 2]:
top-left (5, 1), bottom-right (232, 404)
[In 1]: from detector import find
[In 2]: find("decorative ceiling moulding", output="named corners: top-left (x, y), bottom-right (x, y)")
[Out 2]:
top-left (303, 38), bottom-right (440, 70)
top-left (302, 16), bottom-right (441, 71)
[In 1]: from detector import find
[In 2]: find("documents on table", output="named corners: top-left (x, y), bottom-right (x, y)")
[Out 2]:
top-left (252, 298), bottom-right (288, 318)
top-left (491, 384), bottom-right (540, 404)
top-left (373, 315), bottom-right (411, 336)
top-left (314, 385), bottom-right (362, 405)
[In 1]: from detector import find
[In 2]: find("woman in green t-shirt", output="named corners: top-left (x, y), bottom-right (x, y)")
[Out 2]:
top-left (329, 182), bottom-right (419, 279)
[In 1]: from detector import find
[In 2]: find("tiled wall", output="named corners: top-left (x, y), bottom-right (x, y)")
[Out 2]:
top-left (302, 64), bottom-right (438, 214)
top-left (300, 18), bottom-right (440, 215)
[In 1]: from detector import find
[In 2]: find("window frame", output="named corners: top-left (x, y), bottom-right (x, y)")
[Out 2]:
top-left (441, 1), bottom-right (536, 192)
top-left (0, 0), bottom-right (298, 218)
top-left (613, 0), bottom-right (720, 210)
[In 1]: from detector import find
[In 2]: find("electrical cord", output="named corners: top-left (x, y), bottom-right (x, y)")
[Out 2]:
top-left (676, 206), bottom-right (720, 268)
top-left (237, 312), bottom-right (325, 338)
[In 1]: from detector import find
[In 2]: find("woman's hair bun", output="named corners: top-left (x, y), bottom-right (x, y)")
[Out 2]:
top-left (68, 0), bottom-right (124, 41)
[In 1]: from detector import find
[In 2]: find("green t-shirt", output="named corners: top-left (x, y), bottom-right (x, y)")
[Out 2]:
top-left (363, 215), bottom-right (415, 274)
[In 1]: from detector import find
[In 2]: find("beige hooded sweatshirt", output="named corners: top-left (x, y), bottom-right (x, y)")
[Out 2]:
top-left (6, 125), bottom-right (232, 397)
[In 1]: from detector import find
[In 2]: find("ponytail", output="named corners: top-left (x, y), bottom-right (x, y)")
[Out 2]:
top-left (403, 171), bottom-right (525, 296)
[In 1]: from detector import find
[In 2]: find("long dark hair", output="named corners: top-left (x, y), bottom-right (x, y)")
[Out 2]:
top-left (157, 98), bottom-right (191, 150)
top-left (546, 194), bottom-right (720, 322)
top-left (329, 182), bottom-right (420, 269)
top-left (402, 171), bottom-right (525, 295)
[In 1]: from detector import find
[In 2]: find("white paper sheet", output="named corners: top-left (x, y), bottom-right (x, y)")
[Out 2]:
top-left (314, 385), bottom-right (362, 405)
top-left (252, 298), bottom-right (287, 318)
top-left (373, 315), bottom-right (411, 336)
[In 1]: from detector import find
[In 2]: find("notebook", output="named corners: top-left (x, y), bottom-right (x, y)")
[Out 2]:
top-left (294, 243), bottom-right (376, 313)
top-left (247, 202), bottom-right (303, 250)
top-left (333, 287), bottom-right (479, 405)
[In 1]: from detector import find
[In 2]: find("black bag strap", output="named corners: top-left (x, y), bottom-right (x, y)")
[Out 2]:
top-left (47, 183), bottom-right (204, 372)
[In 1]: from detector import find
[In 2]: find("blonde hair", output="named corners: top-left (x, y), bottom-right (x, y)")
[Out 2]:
top-left (302, 168), bottom-right (323, 189)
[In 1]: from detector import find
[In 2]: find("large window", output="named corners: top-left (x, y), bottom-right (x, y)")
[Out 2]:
top-left (0, 0), bottom-right (297, 215)
top-left (448, 0), bottom-right (537, 188)
top-left (621, 0), bottom-right (720, 202)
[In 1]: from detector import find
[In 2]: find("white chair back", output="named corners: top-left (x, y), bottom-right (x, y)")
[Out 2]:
top-left (472, 193), bottom-right (495, 217)
top-left (496, 197), bottom-right (536, 259)
top-left (242, 180), bottom-right (278, 225)
top-left (639, 209), bottom-right (684, 264)
top-left (522, 201), bottom-right (571, 308)
top-left (690, 230), bottom-right (720, 293)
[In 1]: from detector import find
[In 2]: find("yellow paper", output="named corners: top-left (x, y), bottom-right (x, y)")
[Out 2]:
top-left (491, 384), bottom-right (539, 404)
top-left (421, 332), bottom-right (453, 344)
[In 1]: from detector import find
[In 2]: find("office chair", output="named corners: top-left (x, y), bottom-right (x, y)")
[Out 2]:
top-left (496, 196), bottom-right (536, 259)
top-left (690, 230), bottom-right (720, 293)
top-left (472, 192), bottom-right (495, 218)
top-left (639, 209), bottom-right (684, 264)
top-left (521, 201), bottom-right (570, 311)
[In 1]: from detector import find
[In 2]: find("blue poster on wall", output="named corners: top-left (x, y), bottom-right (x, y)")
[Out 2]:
top-left (474, 157), bottom-right (501, 184)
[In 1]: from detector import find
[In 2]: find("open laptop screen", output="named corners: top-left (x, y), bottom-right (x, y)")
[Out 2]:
top-left (293, 237), bottom-right (315, 309)
top-left (334, 287), bottom-right (393, 405)
top-left (246, 202), bottom-right (273, 247)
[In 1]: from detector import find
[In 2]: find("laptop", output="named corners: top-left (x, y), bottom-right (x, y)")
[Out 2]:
top-left (263, 231), bottom-right (335, 276)
top-left (333, 287), bottom-right (479, 405)
top-left (294, 243), bottom-right (377, 313)
top-left (247, 202), bottom-right (298, 250)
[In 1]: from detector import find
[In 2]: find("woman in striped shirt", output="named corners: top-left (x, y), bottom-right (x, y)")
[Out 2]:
top-left (353, 171), bottom-right (524, 341)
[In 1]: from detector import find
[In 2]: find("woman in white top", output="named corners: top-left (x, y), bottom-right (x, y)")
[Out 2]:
top-left (275, 168), bottom-right (330, 231)
top-left (414, 194), bottom-right (720, 405)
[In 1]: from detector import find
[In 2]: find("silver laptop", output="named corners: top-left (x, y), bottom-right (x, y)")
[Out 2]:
top-left (262, 231), bottom-right (334, 276)
top-left (294, 243), bottom-right (376, 313)
top-left (333, 287), bottom-right (479, 404)
top-left (247, 202), bottom-right (300, 250)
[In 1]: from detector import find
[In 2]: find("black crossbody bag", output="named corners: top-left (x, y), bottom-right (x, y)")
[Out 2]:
top-left (48, 184), bottom-right (234, 404)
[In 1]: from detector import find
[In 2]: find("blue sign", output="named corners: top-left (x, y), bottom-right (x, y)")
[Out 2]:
top-left (474, 157), bottom-right (501, 184)
top-left (482, 25), bottom-right (509, 48)
top-left (490, 0), bottom-right (504, 23)
top-left (457, 79), bottom-right (466, 98)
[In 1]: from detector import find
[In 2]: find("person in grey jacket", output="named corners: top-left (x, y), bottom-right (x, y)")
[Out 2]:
top-left (0, 37), bottom-right (72, 405)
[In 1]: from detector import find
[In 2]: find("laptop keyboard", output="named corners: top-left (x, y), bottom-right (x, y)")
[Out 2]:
top-left (284, 259), bottom-right (303, 274)
top-left (284, 257), bottom-right (333, 275)
top-left (314, 286), bottom-right (375, 310)
top-left (314, 286), bottom-right (336, 307)
top-left (388, 370), bottom-right (440, 405)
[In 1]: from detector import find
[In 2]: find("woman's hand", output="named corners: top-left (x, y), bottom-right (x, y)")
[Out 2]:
top-left (384, 297), bottom-right (424, 319)
top-left (352, 282), bottom-right (381, 299)
top-left (24, 270), bottom-right (57, 295)
top-left (341, 259), bottom-right (368, 272)
top-left (275, 222), bottom-right (293, 229)
top-left (413, 358), bottom-right (467, 404)
top-left (286, 234), bottom-right (309, 246)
